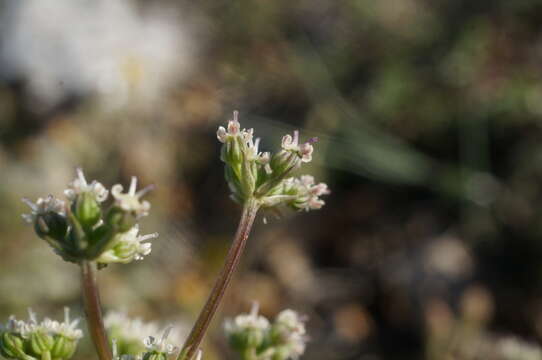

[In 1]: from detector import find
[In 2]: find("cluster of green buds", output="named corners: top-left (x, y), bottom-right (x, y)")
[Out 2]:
top-left (22, 169), bottom-right (157, 266)
top-left (217, 111), bottom-right (329, 211)
top-left (0, 308), bottom-right (83, 360)
top-left (224, 303), bottom-right (307, 360)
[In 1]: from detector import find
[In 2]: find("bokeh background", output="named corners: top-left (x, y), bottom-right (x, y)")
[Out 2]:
top-left (2, 0), bottom-right (542, 359)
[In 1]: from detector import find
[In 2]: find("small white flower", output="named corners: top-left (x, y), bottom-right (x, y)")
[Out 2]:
top-left (216, 111), bottom-right (254, 144)
top-left (21, 195), bottom-right (66, 223)
top-left (281, 131), bottom-right (314, 163)
top-left (224, 302), bottom-right (270, 335)
top-left (111, 176), bottom-right (153, 218)
top-left (45, 307), bottom-right (83, 340)
top-left (282, 176), bottom-right (330, 211)
top-left (98, 225), bottom-right (157, 264)
top-left (274, 310), bottom-right (308, 359)
top-left (143, 325), bottom-right (178, 355)
top-left (64, 168), bottom-right (109, 202)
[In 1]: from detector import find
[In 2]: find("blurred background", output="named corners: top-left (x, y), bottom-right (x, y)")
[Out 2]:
top-left (2, 0), bottom-right (542, 359)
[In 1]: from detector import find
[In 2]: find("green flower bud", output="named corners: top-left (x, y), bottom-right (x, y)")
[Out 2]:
top-left (34, 213), bottom-right (68, 242)
top-left (0, 333), bottom-right (28, 360)
top-left (50, 335), bottom-right (77, 360)
top-left (22, 197), bottom-right (68, 242)
top-left (74, 192), bottom-right (102, 229)
top-left (27, 332), bottom-right (54, 358)
top-left (142, 351), bottom-right (168, 360)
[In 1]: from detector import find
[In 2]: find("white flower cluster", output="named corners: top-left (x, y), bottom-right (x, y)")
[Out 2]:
top-left (21, 168), bottom-right (157, 265)
top-left (224, 302), bottom-right (270, 335)
top-left (216, 111), bottom-right (330, 211)
top-left (105, 311), bottom-right (186, 358)
top-left (282, 175), bottom-right (330, 211)
top-left (64, 168), bottom-right (109, 202)
top-left (281, 131), bottom-right (314, 163)
top-left (224, 304), bottom-right (308, 360)
top-left (143, 326), bottom-right (178, 355)
top-left (98, 225), bottom-right (156, 264)
top-left (111, 177), bottom-right (154, 218)
top-left (2, 308), bottom-right (83, 340)
top-left (273, 310), bottom-right (307, 359)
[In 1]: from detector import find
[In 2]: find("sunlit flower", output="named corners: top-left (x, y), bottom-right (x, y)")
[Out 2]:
top-left (111, 177), bottom-right (153, 218)
top-left (97, 225), bottom-right (157, 264)
top-left (64, 168), bottom-right (108, 202)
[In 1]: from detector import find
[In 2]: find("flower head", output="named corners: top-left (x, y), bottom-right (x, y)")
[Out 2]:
top-left (21, 195), bottom-right (65, 224)
top-left (281, 131), bottom-right (314, 163)
top-left (111, 176), bottom-right (154, 218)
top-left (225, 302), bottom-right (270, 351)
top-left (271, 310), bottom-right (308, 359)
top-left (225, 302), bottom-right (270, 335)
top-left (143, 326), bottom-right (178, 355)
top-left (97, 225), bottom-right (157, 264)
top-left (64, 168), bottom-right (108, 202)
top-left (217, 111), bottom-right (248, 143)
top-left (277, 175), bottom-right (330, 211)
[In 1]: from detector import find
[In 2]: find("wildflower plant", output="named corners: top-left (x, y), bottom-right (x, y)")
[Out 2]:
top-left (5, 111), bottom-right (329, 360)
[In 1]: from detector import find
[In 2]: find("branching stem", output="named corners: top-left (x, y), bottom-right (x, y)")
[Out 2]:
top-left (178, 199), bottom-right (260, 360)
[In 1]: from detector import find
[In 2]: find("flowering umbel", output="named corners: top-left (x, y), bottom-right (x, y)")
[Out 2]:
top-left (22, 168), bottom-right (157, 265)
top-left (105, 311), bottom-right (186, 359)
top-left (217, 111), bottom-right (329, 211)
top-left (224, 304), bottom-right (308, 360)
top-left (0, 308), bottom-right (83, 360)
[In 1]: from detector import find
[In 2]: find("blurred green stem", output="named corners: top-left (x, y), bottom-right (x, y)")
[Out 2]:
top-left (80, 260), bottom-right (112, 360)
top-left (178, 199), bottom-right (260, 360)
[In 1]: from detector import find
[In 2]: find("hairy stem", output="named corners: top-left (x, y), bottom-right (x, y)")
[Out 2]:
top-left (80, 260), bottom-right (112, 360)
top-left (178, 199), bottom-right (260, 360)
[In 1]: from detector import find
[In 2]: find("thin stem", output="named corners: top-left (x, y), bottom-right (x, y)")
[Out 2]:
top-left (80, 260), bottom-right (112, 360)
top-left (178, 199), bottom-right (260, 360)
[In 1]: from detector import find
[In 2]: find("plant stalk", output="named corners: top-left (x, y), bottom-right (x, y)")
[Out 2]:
top-left (80, 260), bottom-right (112, 360)
top-left (178, 199), bottom-right (260, 360)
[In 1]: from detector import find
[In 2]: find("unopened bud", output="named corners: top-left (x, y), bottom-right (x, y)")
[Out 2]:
top-left (34, 212), bottom-right (68, 242)
top-left (28, 332), bottom-right (54, 358)
top-left (0, 333), bottom-right (26, 360)
top-left (74, 192), bottom-right (102, 229)
top-left (50, 335), bottom-right (77, 360)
